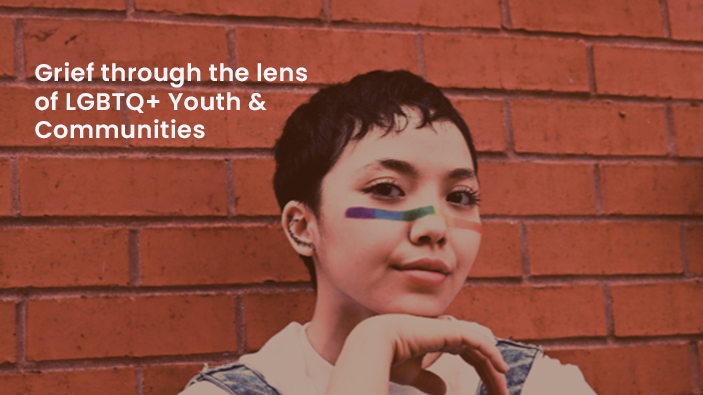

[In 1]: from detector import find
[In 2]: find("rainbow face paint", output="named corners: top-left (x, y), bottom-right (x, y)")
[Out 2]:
top-left (345, 206), bottom-right (435, 221)
top-left (344, 205), bottom-right (482, 233)
top-left (441, 215), bottom-right (483, 233)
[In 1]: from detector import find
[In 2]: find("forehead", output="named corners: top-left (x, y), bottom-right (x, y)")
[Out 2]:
top-left (333, 114), bottom-right (475, 174)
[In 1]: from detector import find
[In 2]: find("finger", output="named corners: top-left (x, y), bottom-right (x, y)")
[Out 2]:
top-left (391, 354), bottom-right (424, 385)
top-left (448, 321), bottom-right (508, 373)
top-left (409, 369), bottom-right (447, 395)
top-left (462, 348), bottom-right (509, 395)
top-left (480, 369), bottom-right (508, 395)
top-left (421, 352), bottom-right (442, 369)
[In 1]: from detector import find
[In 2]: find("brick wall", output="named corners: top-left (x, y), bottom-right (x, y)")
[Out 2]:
top-left (0, 1), bottom-right (701, 394)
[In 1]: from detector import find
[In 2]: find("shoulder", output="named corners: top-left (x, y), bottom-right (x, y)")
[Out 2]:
top-left (181, 363), bottom-right (282, 395)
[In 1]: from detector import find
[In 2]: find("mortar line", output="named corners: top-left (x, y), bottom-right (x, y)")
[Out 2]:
top-left (235, 294), bottom-right (247, 354)
top-left (681, 225), bottom-right (692, 276)
top-left (665, 104), bottom-right (678, 156)
top-left (321, 0), bottom-right (332, 25)
top-left (3, 148), bottom-right (703, 163)
top-left (500, 0), bottom-right (513, 30)
top-left (416, 34), bottom-right (426, 78)
top-left (6, 75), bottom-right (703, 105)
top-left (129, 229), bottom-right (142, 287)
top-left (121, 95), bottom-right (131, 148)
top-left (659, 0), bottom-right (672, 39)
top-left (518, 222), bottom-right (531, 284)
top-left (134, 366), bottom-right (144, 395)
top-left (690, 341), bottom-right (702, 395)
top-left (15, 300), bottom-right (27, 368)
top-left (125, 0), bottom-right (135, 19)
top-left (225, 159), bottom-right (237, 217)
top-left (502, 99), bottom-right (516, 157)
top-left (586, 44), bottom-right (597, 95)
top-left (592, 163), bottom-right (605, 215)
top-left (10, 157), bottom-right (20, 217)
top-left (227, 27), bottom-right (237, 71)
top-left (602, 284), bottom-right (615, 344)
top-left (13, 18), bottom-right (25, 80)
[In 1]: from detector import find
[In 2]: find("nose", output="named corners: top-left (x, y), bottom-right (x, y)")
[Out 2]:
top-left (409, 208), bottom-right (447, 246)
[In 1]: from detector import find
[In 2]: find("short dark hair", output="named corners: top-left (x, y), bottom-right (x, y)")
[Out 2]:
top-left (273, 70), bottom-right (478, 286)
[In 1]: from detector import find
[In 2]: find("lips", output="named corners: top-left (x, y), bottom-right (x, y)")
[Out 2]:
top-left (396, 258), bottom-right (452, 274)
top-left (394, 258), bottom-right (453, 287)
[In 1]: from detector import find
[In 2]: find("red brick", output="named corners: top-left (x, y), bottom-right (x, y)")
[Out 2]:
top-left (236, 27), bottom-right (419, 85)
top-left (669, 0), bottom-right (703, 41)
top-left (0, 87), bottom-right (123, 147)
top-left (594, 45), bottom-right (703, 99)
top-left (0, 368), bottom-right (135, 395)
top-left (700, 342), bottom-right (703, 380)
top-left (674, 106), bottom-right (703, 158)
top-left (510, 0), bottom-right (662, 37)
top-left (0, 159), bottom-right (11, 217)
top-left (0, 228), bottom-right (129, 287)
top-left (19, 158), bottom-right (227, 216)
top-left (611, 282), bottom-right (703, 336)
top-left (0, 18), bottom-right (14, 77)
top-left (446, 285), bottom-right (607, 340)
top-left (0, 302), bottom-right (16, 363)
top-left (331, 0), bottom-right (500, 28)
top-left (529, 222), bottom-right (683, 275)
top-left (512, 100), bottom-right (667, 156)
top-left (141, 225), bottom-right (308, 286)
top-left (135, 0), bottom-right (320, 19)
top-left (244, 291), bottom-right (315, 351)
top-left (688, 225), bottom-right (703, 275)
top-left (601, 164), bottom-right (703, 215)
top-left (0, 0), bottom-right (123, 10)
top-left (546, 344), bottom-right (692, 395)
top-left (24, 19), bottom-right (227, 81)
top-left (479, 162), bottom-right (596, 215)
top-left (469, 222), bottom-right (522, 278)
top-left (233, 158), bottom-right (278, 216)
top-left (424, 35), bottom-right (589, 92)
top-left (143, 364), bottom-right (203, 395)
top-left (27, 295), bottom-right (236, 360)
top-left (450, 98), bottom-right (505, 153)
top-left (129, 90), bottom-right (309, 148)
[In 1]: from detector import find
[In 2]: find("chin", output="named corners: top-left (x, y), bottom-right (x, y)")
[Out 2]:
top-left (379, 296), bottom-right (450, 318)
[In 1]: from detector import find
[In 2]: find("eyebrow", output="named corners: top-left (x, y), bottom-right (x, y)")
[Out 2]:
top-left (362, 159), bottom-right (477, 181)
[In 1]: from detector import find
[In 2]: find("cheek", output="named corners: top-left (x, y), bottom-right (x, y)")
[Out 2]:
top-left (321, 219), bottom-right (406, 261)
top-left (451, 230), bottom-right (482, 271)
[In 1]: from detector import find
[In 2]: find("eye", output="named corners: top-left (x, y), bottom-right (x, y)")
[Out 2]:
top-left (363, 180), bottom-right (405, 199)
top-left (447, 187), bottom-right (481, 207)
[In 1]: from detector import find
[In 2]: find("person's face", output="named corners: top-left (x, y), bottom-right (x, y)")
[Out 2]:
top-left (311, 111), bottom-right (482, 318)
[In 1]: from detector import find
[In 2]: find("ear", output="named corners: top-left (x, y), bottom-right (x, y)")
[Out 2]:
top-left (281, 200), bottom-right (317, 256)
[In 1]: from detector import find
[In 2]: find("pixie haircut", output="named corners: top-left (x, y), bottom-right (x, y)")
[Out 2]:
top-left (273, 70), bottom-right (478, 286)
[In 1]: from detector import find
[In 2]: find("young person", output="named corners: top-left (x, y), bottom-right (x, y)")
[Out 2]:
top-left (180, 70), bottom-right (596, 395)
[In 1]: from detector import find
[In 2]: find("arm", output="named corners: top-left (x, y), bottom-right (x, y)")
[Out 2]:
top-left (325, 314), bottom-right (510, 395)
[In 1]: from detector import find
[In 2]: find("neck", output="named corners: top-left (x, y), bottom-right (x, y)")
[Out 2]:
top-left (305, 282), bottom-right (376, 365)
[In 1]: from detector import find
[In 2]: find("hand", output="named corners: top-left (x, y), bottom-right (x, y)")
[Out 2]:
top-left (354, 314), bottom-right (509, 395)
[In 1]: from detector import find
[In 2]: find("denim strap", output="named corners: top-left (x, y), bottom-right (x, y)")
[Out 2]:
top-left (477, 339), bottom-right (542, 395)
top-left (187, 363), bottom-right (282, 395)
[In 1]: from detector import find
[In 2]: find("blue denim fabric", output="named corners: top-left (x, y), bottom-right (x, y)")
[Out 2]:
top-left (188, 339), bottom-right (540, 395)
top-left (187, 363), bottom-right (282, 395)
top-left (478, 339), bottom-right (542, 395)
